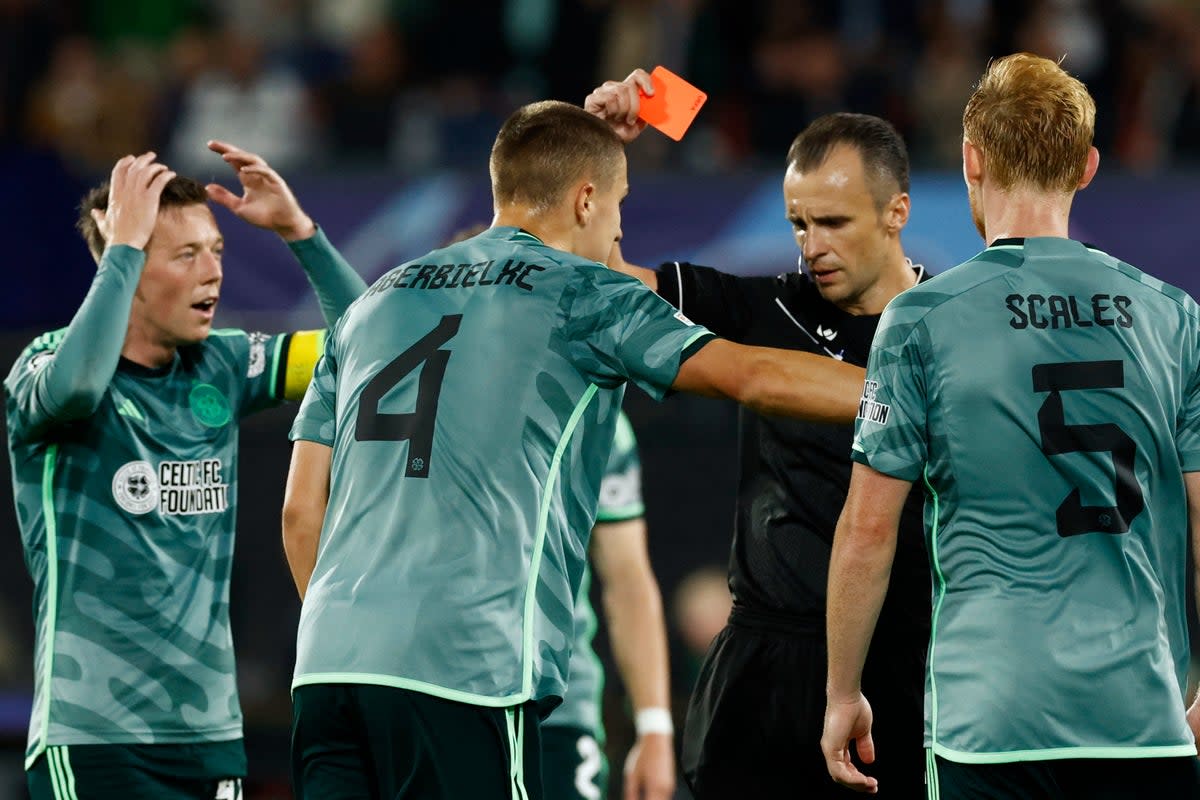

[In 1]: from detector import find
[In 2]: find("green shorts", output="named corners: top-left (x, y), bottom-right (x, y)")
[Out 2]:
top-left (27, 741), bottom-right (245, 800)
top-left (291, 683), bottom-right (543, 800)
top-left (541, 725), bottom-right (609, 800)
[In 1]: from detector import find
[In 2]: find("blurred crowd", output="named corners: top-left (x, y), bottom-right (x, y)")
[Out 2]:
top-left (3, 0), bottom-right (1200, 179)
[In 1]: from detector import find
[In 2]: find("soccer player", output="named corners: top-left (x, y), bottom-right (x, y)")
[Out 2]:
top-left (586, 72), bottom-right (931, 796)
top-left (823, 53), bottom-right (1200, 798)
top-left (281, 100), bottom-right (866, 800)
top-left (544, 410), bottom-right (674, 800)
top-left (5, 142), bottom-right (367, 799)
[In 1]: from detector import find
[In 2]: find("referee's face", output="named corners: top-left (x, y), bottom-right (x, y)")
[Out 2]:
top-left (784, 145), bottom-right (899, 315)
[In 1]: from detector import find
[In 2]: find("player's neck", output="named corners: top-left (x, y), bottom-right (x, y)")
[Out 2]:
top-left (982, 184), bottom-right (1074, 244)
top-left (122, 325), bottom-right (178, 369)
top-left (492, 206), bottom-right (573, 254)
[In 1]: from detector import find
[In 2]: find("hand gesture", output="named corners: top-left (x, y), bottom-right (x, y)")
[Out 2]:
top-left (94, 152), bottom-right (176, 251)
top-left (821, 693), bottom-right (879, 794)
top-left (623, 732), bottom-right (676, 800)
top-left (584, 69), bottom-right (653, 144)
top-left (205, 140), bottom-right (315, 242)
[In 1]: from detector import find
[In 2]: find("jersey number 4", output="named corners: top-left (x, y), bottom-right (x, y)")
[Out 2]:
top-left (1032, 359), bottom-right (1144, 536)
top-left (355, 314), bottom-right (462, 478)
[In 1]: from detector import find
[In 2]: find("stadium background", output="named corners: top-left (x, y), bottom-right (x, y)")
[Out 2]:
top-left (2, 0), bottom-right (1200, 797)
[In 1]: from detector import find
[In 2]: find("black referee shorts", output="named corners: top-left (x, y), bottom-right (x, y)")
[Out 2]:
top-left (682, 607), bottom-right (926, 799)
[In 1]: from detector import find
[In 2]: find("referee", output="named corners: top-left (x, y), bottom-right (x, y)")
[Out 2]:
top-left (587, 72), bottom-right (930, 797)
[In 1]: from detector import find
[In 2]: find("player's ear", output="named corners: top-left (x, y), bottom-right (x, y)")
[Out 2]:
top-left (574, 181), bottom-right (595, 227)
top-left (1078, 146), bottom-right (1100, 190)
top-left (962, 139), bottom-right (984, 189)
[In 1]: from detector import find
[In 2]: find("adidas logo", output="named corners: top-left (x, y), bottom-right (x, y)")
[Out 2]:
top-left (117, 398), bottom-right (145, 422)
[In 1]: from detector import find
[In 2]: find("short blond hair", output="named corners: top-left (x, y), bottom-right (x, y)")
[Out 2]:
top-left (963, 53), bottom-right (1096, 193)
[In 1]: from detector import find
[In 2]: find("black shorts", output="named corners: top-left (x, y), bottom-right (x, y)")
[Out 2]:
top-left (27, 742), bottom-right (244, 800)
top-left (541, 724), bottom-right (608, 800)
top-left (682, 608), bottom-right (926, 799)
top-left (291, 683), bottom-right (543, 800)
top-left (929, 753), bottom-right (1200, 799)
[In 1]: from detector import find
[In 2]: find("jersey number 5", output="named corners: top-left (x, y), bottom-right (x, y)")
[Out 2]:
top-left (355, 314), bottom-right (462, 478)
top-left (1032, 360), bottom-right (1144, 536)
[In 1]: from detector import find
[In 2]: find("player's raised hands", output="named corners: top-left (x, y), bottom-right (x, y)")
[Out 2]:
top-left (821, 693), bottom-right (880, 794)
top-left (93, 152), bottom-right (176, 251)
top-left (205, 140), bottom-right (316, 242)
top-left (585, 69), bottom-right (654, 144)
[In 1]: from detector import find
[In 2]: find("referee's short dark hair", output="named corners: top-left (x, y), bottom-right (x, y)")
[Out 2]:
top-left (77, 176), bottom-right (210, 262)
top-left (786, 113), bottom-right (910, 208)
top-left (490, 100), bottom-right (625, 212)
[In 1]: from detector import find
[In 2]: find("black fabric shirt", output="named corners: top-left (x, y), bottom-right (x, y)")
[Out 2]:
top-left (658, 261), bottom-right (931, 637)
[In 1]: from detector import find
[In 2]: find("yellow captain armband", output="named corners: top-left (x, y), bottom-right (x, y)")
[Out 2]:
top-left (277, 329), bottom-right (327, 401)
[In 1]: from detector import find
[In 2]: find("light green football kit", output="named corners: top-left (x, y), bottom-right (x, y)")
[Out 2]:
top-left (853, 237), bottom-right (1200, 765)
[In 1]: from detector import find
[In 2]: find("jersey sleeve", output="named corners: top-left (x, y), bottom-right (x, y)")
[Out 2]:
top-left (1175, 312), bottom-right (1200, 471)
top-left (596, 411), bottom-right (644, 523)
top-left (287, 226), bottom-right (369, 327)
top-left (4, 246), bottom-right (145, 443)
top-left (235, 329), bottom-right (329, 417)
top-left (655, 261), bottom-right (768, 342)
top-left (289, 333), bottom-right (339, 446)
top-left (561, 266), bottom-right (716, 401)
top-left (850, 295), bottom-right (930, 482)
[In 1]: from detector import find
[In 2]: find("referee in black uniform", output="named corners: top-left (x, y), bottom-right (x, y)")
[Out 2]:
top-left (586, 71), bottom-right (931, 797)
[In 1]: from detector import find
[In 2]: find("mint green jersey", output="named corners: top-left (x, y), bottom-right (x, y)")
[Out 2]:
top-left (5, 327), bottom-right (306, 764)
top-left (853, 237), bottom-right (1200, 763)
top-left (549, 411), bottom-right (645, 735)
top-left (289, 227), bottom-right (712, 709)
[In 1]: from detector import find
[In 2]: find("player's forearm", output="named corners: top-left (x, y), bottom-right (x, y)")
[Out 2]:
top-left (825, 515), bottom-right (895, 701)
top-left (740, 347), bottom-right (864, 424)
top-left (603, 562), bottom-right (672, 712)
top-left (287, 227), bottom-right (368, 326)
top-left (37, 245), bottom-right (145, 419)
top-left (281, 511), bottom-right (322, 600)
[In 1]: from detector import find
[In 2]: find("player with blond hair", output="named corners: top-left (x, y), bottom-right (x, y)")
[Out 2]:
top-left (823, 53), bottom-right (1200, 798)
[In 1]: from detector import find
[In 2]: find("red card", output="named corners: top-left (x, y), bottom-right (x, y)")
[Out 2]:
top-left (637, 66), bottom-right (707, 142)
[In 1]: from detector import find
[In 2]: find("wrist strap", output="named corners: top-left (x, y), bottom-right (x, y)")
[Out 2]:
top-left (635, 707), bottom-right (674, 736)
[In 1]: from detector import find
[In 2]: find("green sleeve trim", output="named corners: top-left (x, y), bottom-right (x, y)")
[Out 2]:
top-left (679, 330), bottom-right (716, 363)
top-left (523, 383), bottom-right (599, 698)
top-left (268, 334), bottom-right (289, 401)
top-left (923, 466), bottom-right (945, 756)
top-left (595, 503), bottom-right (644, 523)
top-left (292, 673), bottom-right (527, 707)
top-left (26, 445), bottom-right (59, 770)
top-left (932, 743), bottom-right (1198, 763)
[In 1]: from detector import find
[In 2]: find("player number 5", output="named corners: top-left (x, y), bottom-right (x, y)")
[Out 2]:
top-left (1032, 360), bottom-right (1144, 536)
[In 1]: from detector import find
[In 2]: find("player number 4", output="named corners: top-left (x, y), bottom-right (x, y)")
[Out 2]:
top-left (355, 314), bottom-right (462, 478)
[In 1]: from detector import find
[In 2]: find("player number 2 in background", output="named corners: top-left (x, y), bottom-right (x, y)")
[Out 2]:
top-left (355, 314), bottom-right (462, 478)
top-left (1032, 359), bottom-right (1144, 537)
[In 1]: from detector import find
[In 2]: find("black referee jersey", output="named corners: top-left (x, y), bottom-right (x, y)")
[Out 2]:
top-left (657, 261), bottom-right (931, 636)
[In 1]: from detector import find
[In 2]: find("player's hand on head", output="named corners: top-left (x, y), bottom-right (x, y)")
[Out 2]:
top-left (623, 732), bottom-right (676, 800)
top-left (584, 69), bottom-right (652, 144)
top-left (204, 139), bottom-right (316, 242)
top-left (100, 152), bottom-right (176, 251)
top-left (821, 693), bottom-right (879, 794)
